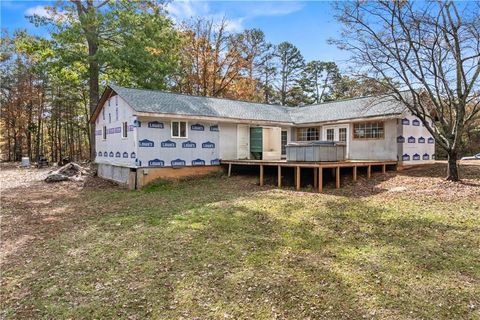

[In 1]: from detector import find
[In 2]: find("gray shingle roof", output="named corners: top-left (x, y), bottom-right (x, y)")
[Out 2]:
top-left (288, 95), bottom-right (407, 124)
top-left (111, 85), bottom-right (292, 123)
top-left (110, 84), bottom-right (406, 124)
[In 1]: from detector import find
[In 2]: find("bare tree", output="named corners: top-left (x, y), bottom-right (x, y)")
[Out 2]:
top-left (333, 1), bottom-right (480, 181)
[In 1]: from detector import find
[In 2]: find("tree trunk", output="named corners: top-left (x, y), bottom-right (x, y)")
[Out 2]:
top-left (88, 43), bottom-right (99, 161)
top-left (446, 150), bottom-right (459, 181)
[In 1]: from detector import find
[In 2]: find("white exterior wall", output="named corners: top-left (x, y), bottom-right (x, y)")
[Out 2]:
top-left (397, 113), bottom-right (435, 164)
top-left (219, 123), bottom-right (237, 160)
top-left (135, 118), bottom-right (220, 168)
top-left (220, 124), bottom-right (288, 160)
top-left (95, 95), bottom-right (138, 167)
top-left (262, 126), bottom-right (282, 160)
top-left (349, 119), bottom-right (398, 160)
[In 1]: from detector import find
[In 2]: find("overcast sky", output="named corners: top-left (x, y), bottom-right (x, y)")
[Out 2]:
top-left (1, 0), bottom-right (350, 69)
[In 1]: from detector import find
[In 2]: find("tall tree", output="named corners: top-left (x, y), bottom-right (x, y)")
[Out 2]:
top-left (331, 75), bottom-right (395, 100)
top-left (30, 0), bottom-right (179, 159)
top-left (274, 42), bottom-right (305, 106)
top-left (174, 18), bottom-right (252, 99)
top-left (333, 0), bottom-right (480, 181)
top-left (240, 29), bottom-right (270, 101)
top-left (300, 61), bottom-right (340, 104)
top-left (256, 43), bottom-right (277, 104)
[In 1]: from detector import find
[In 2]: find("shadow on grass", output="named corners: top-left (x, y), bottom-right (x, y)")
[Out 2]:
top-left (2, 173), bottom-right (479, 319)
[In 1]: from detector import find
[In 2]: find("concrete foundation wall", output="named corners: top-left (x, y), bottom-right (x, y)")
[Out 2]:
top-left (98, 163), bottom-right (135, 188)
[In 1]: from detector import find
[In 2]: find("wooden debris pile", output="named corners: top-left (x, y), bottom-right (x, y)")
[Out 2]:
top-left (45, 162), bottom-right (90, 183)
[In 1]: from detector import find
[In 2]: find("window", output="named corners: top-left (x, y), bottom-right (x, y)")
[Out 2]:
top-left (115, 108), bottom-right (119, 121)
top-left (297, 127), bottom-right (319, 141)
top-left (115, 95), bottom-right (118, 106)
top-left (171, 121), bottom-right (187, 138)
top-left (353, 121), bottom-right (384, 139)
top-left (281, 130), bottom-right (288, 155)
top-left (102, 109), bottom-right (105, 120)
top-left (102, 126), bottom-right (107, 140)
top-left (339, 128), bottom-right (347, 142)
top-left (326, 129), bottom-right (334, 141)
top-left (108, 113), bottom-right (111, 124)
top-left (122, 122), bottom-right (128, 138)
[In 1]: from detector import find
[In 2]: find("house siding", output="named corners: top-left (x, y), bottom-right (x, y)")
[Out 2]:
top-left (95, 94), bottom-right (138, 167)
top-left (397, 113), bottom-right (435, 164)
top-left (135, 118), bottom-right (220, 168)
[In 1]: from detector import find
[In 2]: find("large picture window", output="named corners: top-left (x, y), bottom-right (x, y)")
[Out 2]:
top-left (297, 127), bottom-right (319, 141)
top-left (171, 121), bottom-right (187, 138)
top-left (353, 121), bottom-right (384, 139)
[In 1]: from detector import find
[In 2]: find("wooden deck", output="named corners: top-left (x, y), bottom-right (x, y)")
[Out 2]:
top-left (221, 159), bottom-right (398, 192)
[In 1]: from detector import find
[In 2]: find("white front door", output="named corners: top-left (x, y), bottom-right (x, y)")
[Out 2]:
top-left (323, 125), bottom-right (349, 158)
top-left (237, 124), bottom-right (250, 159)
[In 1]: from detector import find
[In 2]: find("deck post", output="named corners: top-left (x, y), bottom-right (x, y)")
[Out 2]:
top-left (313, 168), bottom-right (318, 188)
top-left (296, 166), bottom-right (301, 191)
top-left (336, 166), bottom-right (340, 189)
top-left (228, 163), bottom-right (232, 177)
top-left (278, 166), bottom-right (282, 188)
top-left (367, 165), bottom-right (371, 179)
top-left (353, 166), bottom-right (357, 182)
top-left (318, 167), bottom-right (323, 193)
top-left (259, 165), bottom-right (264, 186)
top-left (382, 164), bottom-right (386, 175)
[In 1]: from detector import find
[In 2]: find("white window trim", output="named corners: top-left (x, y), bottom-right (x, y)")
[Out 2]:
top-left (171, 120), bottom-right (188, 139)
top-left (323, 124), bottom-right (350, 158)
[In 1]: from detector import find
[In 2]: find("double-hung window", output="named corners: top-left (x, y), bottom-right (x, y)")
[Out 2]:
top-left (171, 121), bottom-right (187, 138)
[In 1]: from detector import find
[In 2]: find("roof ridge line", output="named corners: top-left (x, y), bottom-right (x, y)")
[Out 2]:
top-left (109, 84), bottom-right (290, 110)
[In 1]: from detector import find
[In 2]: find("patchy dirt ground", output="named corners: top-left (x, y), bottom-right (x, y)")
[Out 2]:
top-left (0, 163), bottom-right (119, 264)
top-left (1, 161), bottom-right (479, 319)
top-left (0, 162), bottom-right (51, 191)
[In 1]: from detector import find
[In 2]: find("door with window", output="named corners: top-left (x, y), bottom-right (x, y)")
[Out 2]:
top-left (323, 125), bottom-right (349, 157)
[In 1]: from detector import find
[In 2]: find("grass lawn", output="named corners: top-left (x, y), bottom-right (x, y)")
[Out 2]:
top-left (1, 163), bottom-right (480, 319)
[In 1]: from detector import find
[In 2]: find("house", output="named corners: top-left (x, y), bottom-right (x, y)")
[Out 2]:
top-left (90, 84), bottom-right (435, 188)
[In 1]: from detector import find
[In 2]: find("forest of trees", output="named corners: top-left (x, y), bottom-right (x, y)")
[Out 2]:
top-left (0, 1), bottom-right (387, 163)
top-left (1, 0), bottom-right (478, 175)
